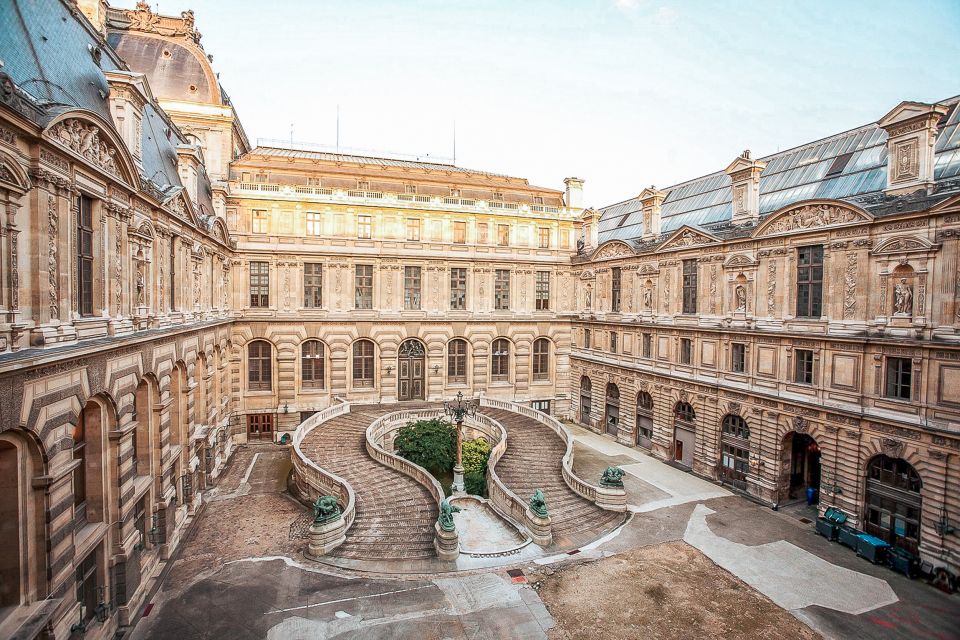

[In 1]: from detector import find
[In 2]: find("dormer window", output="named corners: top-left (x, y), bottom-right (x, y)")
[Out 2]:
top-left (357, 180), bottom-right (369, 190)
top-left (255, 173), bottom-right (268, 183)
top-left (406, 184), bottom-right (417, 194)
top-left (534, 196), bottom-right (544, 205)
top-left (450, 188), bottom-right (461, 197)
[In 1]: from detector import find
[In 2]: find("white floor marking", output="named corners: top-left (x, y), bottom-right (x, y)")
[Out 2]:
top-left (268, 584), bottom-right (435, 614)
top-left (240, 452), bottom-right (261, 485)
top-left (225, 555), bottom-right (358, 579)
top-left (683, 503), bottom-right (898, 615)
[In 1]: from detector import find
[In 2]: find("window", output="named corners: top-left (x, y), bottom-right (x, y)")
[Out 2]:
top-left (75, 551), bottom-right (98, 624)
top-left (680, 338), bottom-right (692, 365)
top-left (532, 338), bottom-right (550, 381)
top-left (405, 184), bottom-right (417, 194)
top-left (304, 263), bottom-right (322, 308)
top-left (531, 399), bottom-right (551, 413)
top-left (450, 187), bottom-right (461, 197)
top-left (493, 191), bottom-right (504, 201)
top-left (357, 180), bottom-right (369, 190)
top-left (580, 376), bottom-right (592, 420)
top-left (795, 348), bottom-right (814, 384)
top-left (301, 340), bottom-right (325, 389)
top-left (474, 223), bottom-right (488, 244)
top-left (722, 414), bottom-right (750, 439)
top-left (731, 343), bottom-right (746, 373)
top-left (134, 498), bottom-right (147, 549)
top-left (534, 196), bottom-right (544, 205)
top-left (450, 268), bottom-right (467, 310)
top-left (721, 443), bottom-right (750, 481)
top-left (535, 271), bottom-right (550, 310)
top-left (497, 224), bottom-right (510, 246)
top-left (169, 236), bottom-right (176, 310)
top-left (584, 328), bottom-right (591, 349)
top-left (491, 338), bottom-right (510, 382)
top-left (675, 402), bottom-right (696, 423)
top-left (682, 259), bottom-right (698, 314)
top-left (73, 416), bottom-right (87, 527)
top-left (796, 245), bottom-right (824, 318)
top-left (610, 331), bottom-right (618, 353)
top-left (249, 261), bottom-right (269, 308)
top-left (306, 212), bottom-right (322, 236)
top-left (355, 264), bottom-right (373, 309)
top-left (406, 218), bottom-right (421, 241)
top-left (448, 339), bottom-right (467, 383)
top-left (352, 340), bottom-right (375, 387)
top-left (636, 391), bottom-right (654, 441)
top-left (307, 177), bottom-right (321, 186)
top-left (495, 269), bottom-right (510, 310)
top-left (77, 194), bottom-right (94, 316)
top-left (248, 340), bottom-right (272, 391)
top-left (642, 333), bottom-right (652, 358)
top-left (453, 221), bottom-right (467, 244)
top-left (538, 227), bottom-right (551, 248)
top-left (252, 210), bottom-right (269, 234)
top-left (357, 215), bottom-right (372, 239)
top-left (611, 267), bottom-right (622, 312)
top-left (403, 266), bottom-right (421, 310)
top-left (254, 172), bottom-right (268, 183)
top-left (885, 357), bottom-right (912, 400)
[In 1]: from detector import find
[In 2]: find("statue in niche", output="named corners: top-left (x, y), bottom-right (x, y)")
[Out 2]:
top-left (893, 278), bottom-right (913, 315)
top-left (136, 268), bottom-right (145, 306)
top-left (643, 286), bottom-right (652, 310)
top-left (576, 236), bottom-right (585, 255)
top-left (585, 285), bottom-right (592, 310)
top-left (735, 285), bottom-right (747, 312)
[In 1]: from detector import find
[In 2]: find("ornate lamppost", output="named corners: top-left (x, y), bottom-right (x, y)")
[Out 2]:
top-left (444, 391), bottom-right (476, 494)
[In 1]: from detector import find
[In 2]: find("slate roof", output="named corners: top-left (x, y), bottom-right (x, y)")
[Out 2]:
top-left (0, 0), bottom-right (216, 218)
top-left (598, 96), bottom-right (960, 245)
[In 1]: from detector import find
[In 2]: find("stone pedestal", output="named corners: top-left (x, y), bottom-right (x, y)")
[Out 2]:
top-left (452, 463), bottom-right (465, 495)
top-left (307, 516), bottom-right (347, 557)
top-left (525, 508), bottom-right (552, 547)
top-left (595, 485), bottom-right (627, 512)
top-left (434, 522), bottom-right (459, 561)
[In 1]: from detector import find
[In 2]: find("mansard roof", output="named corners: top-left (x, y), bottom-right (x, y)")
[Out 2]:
top-left (598, 95), bottom-right (960, 245)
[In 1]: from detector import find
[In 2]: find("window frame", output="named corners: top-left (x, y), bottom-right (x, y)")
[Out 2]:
top-left (355, 264), bottom-right (373, 309)
top-left (352, 340), bottom-right (375, 387)
top-left (682, 259), bottom-right (698, 314)
top-left (490, 338), bottom-right (510, 382)
top-left (357, 214), bottom-right (372, 239)
top-left (249, 261), bottom-right (270, 308)
top-left (535, 271), bottom-right (550, 310)
top-left (731, 342), bottom-right (746, 373)
top-left (248, 340), bottom-right (272, 391)
top-left (303, 262), bottom-right (323, 308)
top-left (406, 218), bottom-right (421, 241)
top-left (494, 269), bottom-right (510, 310)
top-left (404, 265), bottom-right (422, 310)
top-left (885, 357), bottom-right (913, 400)
top-left (611, 267), bottom-right (622, 312)
top-left (794, 348), bottom-right (815, 385)
top-left (796, 245), bottom-right (824, 318)
top-left (77, 194), bottom-right (95, 317)
top-left (447, 339), bottom-right (467, 383)
top-left (538, 227), bottom-right (551, 249)
top-left (680, 338), bottom-right (692, 365)
top-left (450, 267), bottom-right (467, 310)
top-left (251, 209), bottom-right (269, 234)
top-left (301, 340), bottom-right (326, 390)
top-left (453, 221), bottom-right (467, 244)
top-left (497, 224), bottom-right (510, 246)
top-left (532, 338), bottom-right (550, 381)
top-left (305, 211), bottom-right (322, 236)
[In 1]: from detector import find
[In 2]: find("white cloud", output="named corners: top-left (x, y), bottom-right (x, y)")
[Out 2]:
top-left (614, 0), bottom-right (642, 11)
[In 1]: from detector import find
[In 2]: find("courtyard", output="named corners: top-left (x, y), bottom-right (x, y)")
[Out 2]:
top-left (127, 429), bottom-right (959, 640)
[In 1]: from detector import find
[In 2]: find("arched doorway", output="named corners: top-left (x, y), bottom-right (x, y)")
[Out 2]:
top-left (604, 383), bottom-right (620, 436)
top-left (673, 402), bottom-right (696, 469)
top-left (398, 339), bottom-right (425, 401)
top-left (635, 391), bottom-right (653, 449)
top-left (781, 432), bottom-right (821, 503)
top-left (865, 455), bottom-right (922, 554)
top-left (579, 376), bottom-right (592, 424)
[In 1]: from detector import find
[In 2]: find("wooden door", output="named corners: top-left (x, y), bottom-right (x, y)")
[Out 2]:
top-left (397, 340), bottom-right (425, 401)
top-left (248, 414), bottom-right (273, 441)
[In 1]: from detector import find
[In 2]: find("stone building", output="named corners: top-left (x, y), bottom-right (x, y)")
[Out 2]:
top-left (571, 100), bottom-right (960, 577)
top-left (0, 1), bottom-right (958, 638)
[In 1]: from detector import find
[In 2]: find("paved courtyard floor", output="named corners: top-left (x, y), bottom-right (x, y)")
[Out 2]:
top-left (128, 431), bottom-right (959, 640)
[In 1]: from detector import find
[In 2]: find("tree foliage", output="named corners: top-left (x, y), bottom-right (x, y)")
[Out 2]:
top-left (462, 436), bottom-right (492, 475)
top-left (394, 418), bottom-right (456, 475)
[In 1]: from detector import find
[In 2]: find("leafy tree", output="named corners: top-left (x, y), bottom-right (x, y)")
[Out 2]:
top-left (462, 437), bottom-right (492, 475)
top-left (394, 418), bottom-right (456, 476)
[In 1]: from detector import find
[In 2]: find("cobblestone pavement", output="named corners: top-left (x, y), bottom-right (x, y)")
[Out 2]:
top-left (131, 436), bottom-right (959, 640)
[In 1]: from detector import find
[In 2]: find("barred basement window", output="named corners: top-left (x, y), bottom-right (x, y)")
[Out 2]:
top-left (535, 271), bottom-right (550, 310)
top-left (532, 338), bottom-right (550, 381)
top-left (303, 263), bottom-right (322, 308)
top-left (448, 339), bottom-right (467, 382)
top-left (248, 340), bottom-right (272, 391)
top-left (495, 269), bottom-right (510, 310)
top-left (352, 340), bottom-right (375, 387)
top-left (355, 264), bottom-right (373, 309)
top-left (301, 340), bottom-right (325, 389)
top-left (404, 266), bottom-right (422, 310)
top-left (450, 268), bottom-right (467, 310)
top-left (249, 261), bottom-right (269, 308)
top-left (491, 338), bottom-right (510, 381)
top-left (885, 357), bottom-right (912, 400)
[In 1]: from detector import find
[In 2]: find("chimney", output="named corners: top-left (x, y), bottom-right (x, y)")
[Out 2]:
top-left (580, 208), bottom-right (599, 251)
top-left (564, 177), bottom-right (584, 210)
top-left (725, 150), bottom-right (766, 225)
top-left (878, 101), bottom-right (949, 196)
top-left (76, 0), bottom-right (108, 33)
top-left (638, 186), bottom-right (666, 240)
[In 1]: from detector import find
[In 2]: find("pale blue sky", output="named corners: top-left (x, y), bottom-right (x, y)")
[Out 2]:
top-left (129, 0), bottom-right (959, 205)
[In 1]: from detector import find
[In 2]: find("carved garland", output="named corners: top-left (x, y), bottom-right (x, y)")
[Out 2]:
top-left (47, 195), bottom-right (59, 320)
top-left (766, 260), bottom-right (776, 316)
top-left (843, 252), bottom-right (857, 319)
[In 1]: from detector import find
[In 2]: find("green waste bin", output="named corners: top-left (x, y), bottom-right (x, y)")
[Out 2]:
top-left (856, 533), bottom-right (890, 564)
top-left (838, 524), bottom-right (862, 550)
top-left (815, 507), bottom-right (847, 541)
top-left (887, 547), bottom-right (919, 579)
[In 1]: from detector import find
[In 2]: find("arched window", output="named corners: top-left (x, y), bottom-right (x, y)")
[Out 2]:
top-left (352, 340), bottom-right (375, 387)
top-left (865, 455), bottom-right (922, 553)
top-left (448, 339), bottom-right (467, 383)
top-left (580, 376), bottom-right (592, 421)
top-left (248, 340), bottom-right (272, 391)
top-left (491, 338), bottom-right (510, 382)
top-left (636, 391), bottom-right (654, 446)
top-left (605, 383), bottom-right (620, 435)
top-left (722, 414), bottom-right (750, 439)
top-left (532, 338), bottom-right (550, 381)
top-left (675, 401), bottom-right (696, 423)
top-left (301, 340), bottom-right (325, 389)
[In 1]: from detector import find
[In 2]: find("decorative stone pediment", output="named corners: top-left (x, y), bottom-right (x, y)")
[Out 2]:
top-left (871, 235), bottom-right (937, 255)
top-left (753, 200), bottom-right (872, 238)
top-left (590, 240), bottom-right (634, 261)
top-left (637, 263), bottom-right (659, 276)
top-left (578, 269), bottom-right (595, 280)
top-left (163, 190), bottom-right (199, 226)
top-left (45, 113), bottom-right (138, 186)
top-left (0, 149), bottom-right (30, 194)
top-left (724, 253), bottom-right (758, 269)
top-left (659, 225), bottom-right (719, 251)
top-left (212, 218), bottom-right (230, 245)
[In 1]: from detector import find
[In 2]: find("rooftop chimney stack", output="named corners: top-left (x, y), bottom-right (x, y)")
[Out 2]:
top-left (564, 177), bottom-right (584, 210)
top-left (725, 149), bottom-right (766, 225)
top-left (878, 101), bottom-right (949, 196)
top-left (639, 186), bottom-right (666, 240)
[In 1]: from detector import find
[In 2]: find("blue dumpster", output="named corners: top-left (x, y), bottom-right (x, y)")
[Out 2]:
top-left (887, 547), bottom-right (919, 578)
top-left (838, 524), bottom-right (862, 550)
top-left (815, 507), bottom-right (847, 541)
top-left (856, 533), bottom-right (890, 564)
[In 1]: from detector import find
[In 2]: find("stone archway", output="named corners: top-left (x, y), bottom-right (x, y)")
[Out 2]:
top-left (780, 431), bottom-right (821, 503)
top-left (397, 339), bottom-right (425, 401)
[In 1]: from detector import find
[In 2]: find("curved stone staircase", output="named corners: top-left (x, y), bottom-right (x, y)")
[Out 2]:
top-left (298, 405), bottom-right (438, 560)
top-left (483, 408), bottom-right (625, 548)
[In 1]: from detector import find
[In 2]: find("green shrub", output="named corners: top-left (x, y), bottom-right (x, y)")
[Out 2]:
top-left (464, 470), bottom-right (487, 496)
top-left (462, 436), bottom-right (492, 476)
top-left (394, 418), bottom-right (456, 476)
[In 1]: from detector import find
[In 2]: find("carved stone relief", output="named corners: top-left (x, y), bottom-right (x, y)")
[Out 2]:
top-left (49, 118), bottom-right (120, 177)
top-left (47, 195), bottom-right (59, 320)
top-left (758, 203), bottom-right (869, 237)
top-left (766, 260), bottom-right (775, 316)
top-left (709, 265), bottom-right (717, 314)
top-left (843, 252), bottom-right (857, 319)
